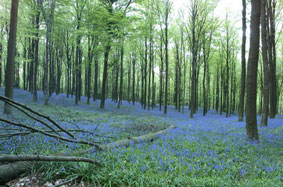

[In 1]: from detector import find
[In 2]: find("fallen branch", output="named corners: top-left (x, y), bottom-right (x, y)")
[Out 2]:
top-left (0, 117), bottom-right (102, 149)
top-left (5, 102), bottom-right (61, 136)
top-left (0, 125), bottom-right (176, 184)
top-left (0, 96), bottom-right (74, 139)
top-left (0, 129), bottom-right (115, 139)
top-left (0, 155), bottom-right (100, 165)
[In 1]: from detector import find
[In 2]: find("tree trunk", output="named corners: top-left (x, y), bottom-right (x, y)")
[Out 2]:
top-left (0, 41), bottom-right (2, 87)
top-left (148, 30), bottom-right (152, 111)
top-left (100, 44), bottom-right (111, 109)
top-left (246, 0), bottom-right (261, 141)
top-left (144, 37), bottom-right (148, 109)
top-left (132, 53), bottom-right (136, 105)
top-left (225, 22), bottom-right (230, 118)
top-left (93, 52), bottom-right (98, 101)
top-left (164, 4), bottom-right (169, 115)
top-left (114, 56), bottom-right (119, 103)
top-left (33, 10), bottom-right (40, 102)
top-left (38, 0), bottom-right (55, 105)
top-left (269, 0), bottom-right (276, 118)
top-left (159, 34), bottom-right (163, 111)
top-left (118, 45), bottom-right (124, 108)
top-left (127, 58), bottom-right (131, 103)
top-left (238, 0), bottom-right (247, 121)
top-left (260, 0), bottom-right (269, 126)
top-left (4, 0), bottom-right (19, 114)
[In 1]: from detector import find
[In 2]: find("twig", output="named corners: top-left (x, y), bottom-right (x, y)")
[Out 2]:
top-left (0, 155), bottom-right (101, 166)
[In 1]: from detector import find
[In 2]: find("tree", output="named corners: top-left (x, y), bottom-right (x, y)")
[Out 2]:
top-left (33, 7), bottom-right (40, 102)
top-left (238, 0), bottom-right (247, 122)
top-left (100, 0), bottom-right (133, 109)
top-left (260, 0), bottom-right (270, 126)
top-left (246, 0), bottom-right (261, 141)
top-left (4, 0), bottom-right (20, 114)
top-left (163, 0), bottom-right (172, 115)
top-left (37, 0), bottom-right (56, 105)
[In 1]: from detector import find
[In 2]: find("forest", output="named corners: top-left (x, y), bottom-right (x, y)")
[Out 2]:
top-left (0, 0), bottom-right (282, 186)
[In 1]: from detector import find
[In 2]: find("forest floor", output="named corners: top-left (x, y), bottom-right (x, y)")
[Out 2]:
top-left (0, 88), bottom-right (283, 186)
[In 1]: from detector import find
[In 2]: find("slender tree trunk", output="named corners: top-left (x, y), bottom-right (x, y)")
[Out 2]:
top-left (100, 44), bottom-right (111, 109)
top-left (118, 45), bottom-right (124, 108)
top-left (260, 0), bottom-right (269, 126)
top-left (141, 49), bottom-right (144, 107)
top-left (226, 24), bottom-right (230, 118)
top-left (93, 53), bottom-right (98, 101)
top-left (132, 53), bottom-right (136, 105)
top-left (38, 0), bottom-right (55, 105)
top-left (127, 58), bottom-right (131, 103)
top-left (4, 0), bottom-right (19, 114)
top-left (114, 56), bottom-right (119, 103)
top-left (239, 0), bottom-right (247, 121)
top-left (152, 52), bottom-right (155, 108)
top-left (220, 61), bottom-right (223, 115)
top-left (159, 34), bottom-right (163, 111)
top-left (23, 42), bottom-right (27, 90)
top-left (0, 40), bottom-right (2, 88)
top-left (164, 4), bottom-right (169, 115)
top-left (33, 10), bottom-right (40, 102)
top-left (148, 30), bottom-right (152, 111)
top-left (0, 42), bottom-right (2, 88)
top-left (29, 38), bottom-right (34, 93)
top-left (66, 31), bottom-right (71, 98)
top-left (144, 38), bottom-right (148, 109)
top-left (87, 37), bottom-right (93, 104)
top-left (203, 50), bottom-right (207, 116)
top-left (246, 0), bottom-right (261, 141)
top-left (71, 46), bottom-right (75, 97)
top-left (269, 0), bottom-right (276, 118)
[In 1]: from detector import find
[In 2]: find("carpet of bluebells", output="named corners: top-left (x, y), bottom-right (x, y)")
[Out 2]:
top-left (0, 88), bottom-right (282, 186)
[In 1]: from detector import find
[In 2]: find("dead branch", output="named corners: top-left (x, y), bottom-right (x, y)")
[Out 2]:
top-left (0, 129), bottom-right (115, 139)
top-left (0, 117), bottom-right (102, 150)
top-left (0, 96), bottom-right (74, 139)
top-left (5, 101), bottom-right (60, 136)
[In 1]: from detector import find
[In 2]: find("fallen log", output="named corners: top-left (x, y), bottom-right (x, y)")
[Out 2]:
top-left (100, 125), bottom-right (176, 151)
top-left (0, 125), bottom-right (176, 184)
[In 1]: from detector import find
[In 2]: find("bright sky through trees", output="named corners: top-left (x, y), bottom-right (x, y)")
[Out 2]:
top-left (173, 0), bottom-right (242, 20)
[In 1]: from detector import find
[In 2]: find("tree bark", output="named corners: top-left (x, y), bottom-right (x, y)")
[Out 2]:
top-left (260, 0), bottom-right (269, 126)
top-left (269, 0), bottom-right (276, 118)
top-left (238, 0), bottom-right (247, 121)
top-left (4, 0), bottom-right (19, 114)
top-left (132, 53), bottom-right (136, 105)
top-left (33, 10), bottom-right (40, 102)
top-left (144, 37), bottom-right (148, 109)
top-left (100, 44), bottom-right (111, 109)
top-left (118, 45), bottom-right (124, 108)
top-left (164, 2), bottom-right (169, 115)
top-left (93, 52), bottom-right (98, 101)
top-left (246, 0), bottom-right (261, 141)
